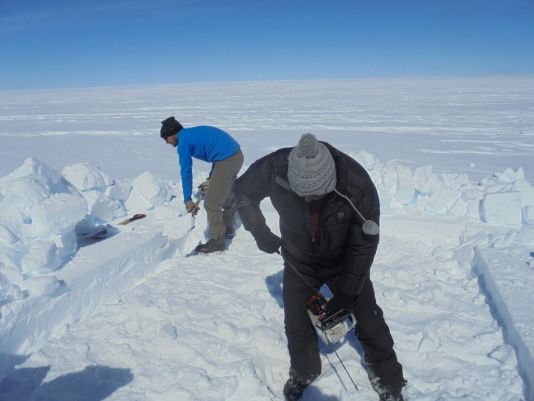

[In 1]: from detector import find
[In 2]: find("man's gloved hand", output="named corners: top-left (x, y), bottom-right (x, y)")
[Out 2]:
top-left (251, 225), bottom-right (282, 254)
top-left (326, 295), bottom-right (354, 315)
top-left (198, 178), bottom-right (210, 192)
top-left (185, 200), bottom-right (200, 216)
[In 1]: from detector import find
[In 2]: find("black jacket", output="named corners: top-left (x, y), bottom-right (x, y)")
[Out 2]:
top-left (234, 143), bottom-right (380, 301)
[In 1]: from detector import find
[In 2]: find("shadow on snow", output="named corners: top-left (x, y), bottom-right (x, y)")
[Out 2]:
top-left (0, 356), bottom-right (133, 401)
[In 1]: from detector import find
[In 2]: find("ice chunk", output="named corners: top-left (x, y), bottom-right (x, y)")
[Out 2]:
top-left (442, 173), bottom-right (469, 190)
top-left (0, 224), bottom-right (18, 245)
top-left (448, 197), bottom-right (467, 219)
top-left (494, 167), bottom-right (525, 184)
top-left (414, 166), bottom-right (435, 195)
top-left (105, 181), bottom-right (132, 201)
top-left (418, 185), bottom-right (461, 215)
top-left (26, 193), bottom-right (87, 238)
top-left (20, 239), bottom-right (62, 274)
top-left (0, 267), bottom-right (26, 306)
top-left (512, 179), bottom-right (534, 207)
top-left (353, 150), bottom-right (377, 170)
top-left (125, 188), bottom-right (154, 211)
top-left (394, 164), bottom-right (415, 205)
top-left (523, 206), bottom-right (534, 225)
top-left (90, 193), bottom-right (127, 223)
top-left (481, 192), bottom-right (522, 226)
top-left (62, 162), bottom-right (113, 192)
top-left (0, 176), bottom-right (50, 209)
top-left (20, 276), bottom-right (67, 297)
top-left (125, 172), bottom-right (172, 211)
top-left (0, 157), bottom-right (75, 195)
top-left (515, 225), bottom-right (534, 245)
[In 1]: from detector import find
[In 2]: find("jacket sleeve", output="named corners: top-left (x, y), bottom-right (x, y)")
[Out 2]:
top-left (339, 183), bottom-right (380, 301)
top-left (234, 154), bottom-right (274, 233)
top-left (178, 143), bottom-right (193, 203)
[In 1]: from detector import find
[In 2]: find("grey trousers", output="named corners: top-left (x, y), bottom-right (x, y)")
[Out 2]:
top-left (204, 149), bottom-right (244, 240)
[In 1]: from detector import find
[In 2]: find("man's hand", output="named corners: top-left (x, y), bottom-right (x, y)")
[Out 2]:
top-left (185, 200), bottom-right (200, 216)
top-left (326, 295), bottom-right (353, 315)
top-left (198, 178), bottom-right (210, 192)
top-left (251, 225), bottom-right (282, 254)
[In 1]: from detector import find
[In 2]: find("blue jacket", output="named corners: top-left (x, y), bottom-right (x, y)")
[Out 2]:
top-left (177, 126), bottom-right (240, 202)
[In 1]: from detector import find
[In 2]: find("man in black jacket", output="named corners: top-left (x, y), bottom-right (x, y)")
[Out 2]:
top-left (234, 134), bottom-right (405, 401)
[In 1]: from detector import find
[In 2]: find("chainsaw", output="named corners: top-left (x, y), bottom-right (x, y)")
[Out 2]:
top-left (306, 294), bottom-right (356, 345)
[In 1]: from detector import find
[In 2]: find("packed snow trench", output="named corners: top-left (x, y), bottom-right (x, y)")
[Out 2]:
top-left (1, 152), bottom-right (532, 401)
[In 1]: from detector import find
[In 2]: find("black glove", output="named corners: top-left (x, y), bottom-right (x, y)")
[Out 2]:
top-left (326, 294), bottom-right (353, 315)
top-left (251, 225), bottom-right (282, 254)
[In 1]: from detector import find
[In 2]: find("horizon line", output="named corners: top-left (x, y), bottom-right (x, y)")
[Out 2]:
top-left (2, 73), bottom-right (534, 94)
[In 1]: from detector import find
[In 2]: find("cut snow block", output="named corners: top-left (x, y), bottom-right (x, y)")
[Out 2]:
top-left (125, 187), bottom-right (154, 211)
top-left (473, 246), bottom-right (534, 401)
top-left (414, 165), bottom-right (440, 195)
top-left (448, 197), bottom-right (467, 219)
top-left (481, 192), bottom-right (522, 226)
top-left (27, 193), bottom-right (87, 238)
top-left (105, 181), bottom-right (132, 201)
top-left (353, 150), bottom-right (377, 170)
top-left (420, 185), bottom-right (461, 215)
top-left (62, 162), bottom-right (113, 192)
top-left (0, 221), bottom-right (177, 354)
top-left (0, 157), bottom-right (76, 197)
top-left (90, 193), bottom-right (127, 223)
top-left (513, 180), bottom-right (534, 207)
top-left (515, 225), bottom-right (534, 245)
top-left (0, 176), bottom-right (50, 208)
top-left (394, 165), bottom-right (415, 205)
top-left (126, 172), bottom-right (172, 211)
top-left (523, 206), bottom-right (534, 225)
top-left (0, 224), bottom-right (18, 245)
top-left (20, 239), bottom-right (62, 274)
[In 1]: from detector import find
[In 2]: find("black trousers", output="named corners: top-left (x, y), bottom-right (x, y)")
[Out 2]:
top-left (283, 264), bottom-right (404, 392)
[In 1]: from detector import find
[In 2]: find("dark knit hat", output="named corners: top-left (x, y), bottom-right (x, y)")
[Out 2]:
top-left (160, 116), bottom-right (183, 139)
top-left (287, 133), bottom-right (336, 196)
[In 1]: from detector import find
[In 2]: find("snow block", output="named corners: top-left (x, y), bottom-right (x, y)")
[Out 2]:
top-left (125, 172), bottom-right (172, 211)
top-left (413, 165), bottom-right (435, 195)
top-left (0, 220), bottom-right (177, 354)
top-left (82, 191), bottom-right (126, 223)
top-left (523, 206), bottom-right (534, 225)
top-left (62, 162), bottom-right (113, 192)
top-left (26, 193), bottom-right (87, 238)
top-left (381, 216), bottom-right (463, 249)
top-left (20, 239), bottom-right (62, 274)
top-left (105, 181), bottom-right (132, 201)
top-left (0, 157), bottom-right (76, 197)
top-left (473, 246), bottom-right (534, 401)
top-left (418, 185), bottom-right (461, 215)
top-left (393, 165), bottom-right (416, 205)
top-left (481, 192), bottom-right (522, 226)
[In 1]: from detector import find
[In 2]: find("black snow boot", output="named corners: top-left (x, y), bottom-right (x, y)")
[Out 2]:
top-left (379, 392), bottom-right (404, 401)
top-left (196, 238), bottom-right (225, 253)
top-left (366, 361), bottom-right (406, 401)
top-left (283, 370), bottom-right (309, 401)
top-left (225, 226), bottom-right (236, 239)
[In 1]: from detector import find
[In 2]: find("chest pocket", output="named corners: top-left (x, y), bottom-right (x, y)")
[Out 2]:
top-left (314, 206), bottom-right (352, 259)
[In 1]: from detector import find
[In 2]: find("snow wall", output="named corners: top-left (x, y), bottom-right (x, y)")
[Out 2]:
top-left (1, 154), bottom-right (533, 397)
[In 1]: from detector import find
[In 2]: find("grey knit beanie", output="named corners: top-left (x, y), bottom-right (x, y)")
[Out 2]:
top-left (287, 133), bottom-right (336, 196)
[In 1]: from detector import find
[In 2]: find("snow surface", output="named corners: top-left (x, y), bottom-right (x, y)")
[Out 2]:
top-left (0, 78), bottom-right (533, 400)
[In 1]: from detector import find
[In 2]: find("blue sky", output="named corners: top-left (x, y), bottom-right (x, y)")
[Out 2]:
top-left (1, 0), bottom-right (533, 90)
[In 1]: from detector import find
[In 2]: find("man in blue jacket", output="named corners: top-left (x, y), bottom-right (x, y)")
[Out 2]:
top-left (160, 117), bottom-right (244, 253)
